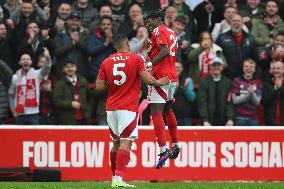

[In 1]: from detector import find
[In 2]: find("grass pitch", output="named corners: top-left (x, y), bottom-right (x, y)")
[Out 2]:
top-left (0, 182), bottom-right (283, 189)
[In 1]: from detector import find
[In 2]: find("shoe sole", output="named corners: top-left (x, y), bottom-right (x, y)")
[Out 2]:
top-left (169, 148), bottom-right (180, 159)
top-left (156, 154), bottom-right (170, 169)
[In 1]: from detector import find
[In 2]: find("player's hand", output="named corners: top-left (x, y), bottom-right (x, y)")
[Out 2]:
top-left (203, 121), bottom-right (212, 126)
top-left (145, 62), bottom-right (152, 72)
top-left (72, 101), bottom-right (81, 109)
top-left (156, 77), bottom-right (170, 86)
top-left (225, 120), bottom-right (234, 126)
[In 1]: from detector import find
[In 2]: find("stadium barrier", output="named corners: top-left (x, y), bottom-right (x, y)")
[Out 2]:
top-left (0, 126), bottom-right (284, 181)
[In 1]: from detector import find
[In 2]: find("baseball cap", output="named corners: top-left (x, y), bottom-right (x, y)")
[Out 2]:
top-left (211, 57), bottom-right (224, 65)
top-left (68, 12), bottom-right (81, 20)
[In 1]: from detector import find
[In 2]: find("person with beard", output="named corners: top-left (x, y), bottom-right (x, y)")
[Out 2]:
top-left (216, 14), bottom-right (257, 80)
top-left (251, 0), bottom-right (284, 49)
top-left (231, 59), bottom-right (263, 126)
top-left (262, 61), bottom-right (284, 125)
top-left (8, 50), bottom-right (51, 125)
top-left (86, 16), bottom-right (115, 81)
top-left (71, 0), bottom-right (99, 31)
top-left (259, 33), bottom-right (284, 81)
top-left (117, 4), bottom-right (144, 39)
top-left (46, 2), bottom-right (72, 35)
top-left (17, 21), bottom-right (55, 69)
top-left (54, 12), bottom-right (89, 79)
top-left (211, 6), bottom-right (249, 42)
top-left (10, 0), bottom-right (47, 41)
top-left (53, 60), bottom-right (90, 125)
top-left (110, 0), bottom-right (128, 33)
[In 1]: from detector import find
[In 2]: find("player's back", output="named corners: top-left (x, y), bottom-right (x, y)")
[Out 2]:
top-left (101, 52), bottom-right (145, 112)
top-left (149, 25), bottom-right (178, 82)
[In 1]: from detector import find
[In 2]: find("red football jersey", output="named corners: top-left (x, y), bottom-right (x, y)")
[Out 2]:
top-left (97, 52), bottom-right (146, 112)
top-left (148, 25), bottom-right (178, 82)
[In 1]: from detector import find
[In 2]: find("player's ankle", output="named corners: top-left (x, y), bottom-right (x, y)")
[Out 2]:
top-left (113, 175), bottom-right (123, 182)
top-left (160, 145), bottom-right (168, 153)
top-left (172, 143), bottom-right (179, 147)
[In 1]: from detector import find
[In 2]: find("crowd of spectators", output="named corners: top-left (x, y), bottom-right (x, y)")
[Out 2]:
top-left (0, 0), bottom-right (284, 126)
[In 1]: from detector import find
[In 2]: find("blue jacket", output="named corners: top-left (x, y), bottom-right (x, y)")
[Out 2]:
top-left (86, 29), bottom-right (115, 80)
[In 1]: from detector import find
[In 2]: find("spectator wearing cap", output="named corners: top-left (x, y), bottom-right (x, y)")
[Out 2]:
top-left (10, 0), bottom-right (48, 41)
top-left (216, 14), bottom-right (257, 80)
top-left (54, 11), bottom-right (89, 79)
top-left (53, 60), bottom-right (90, 125)
top-left (187, 31), bottom-right (227, 85)
top-left (86, 16), bottom-right (115, 81)
top-left (251, 0), bottom-right (284, 49)
top-left (230, 59), bottom-right (263, 126)
top-left (71, 0), bottom-right (99, 31)
top-left (211, 6), bottom-right (249, 42)
top-left (8, 50), bottom-right (51, 125)
top-left (17, 21), bottom-right (55, 69)
top-left (117, 4), bottom-right (144, 39)
top-left (262, 61), bottom-right (284, 126)
top-left (198, 57), bottom-right (234, 126)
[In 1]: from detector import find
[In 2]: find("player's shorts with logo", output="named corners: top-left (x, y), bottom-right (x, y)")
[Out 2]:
top-left (147, 81), bottom-right (177, 103)
top-left (106, 110), bottom-right (139, 141)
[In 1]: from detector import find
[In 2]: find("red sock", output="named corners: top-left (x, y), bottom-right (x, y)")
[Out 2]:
top-left (115, 149), bottom-right (130, 178)
top-left (110, 151), bottom-right (117, 176)
top-left (152, 113), bottom-right (166, 147)
top-left (166, 109), bottom-right (178, 143)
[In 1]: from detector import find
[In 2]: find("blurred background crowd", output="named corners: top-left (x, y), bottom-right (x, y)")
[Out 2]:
top-left (0, 0), bottom-right (284, 126)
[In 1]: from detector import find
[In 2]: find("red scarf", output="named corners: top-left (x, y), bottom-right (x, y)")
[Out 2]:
top-left (234, 32), bottom-right (244, 47)
top-left (200, 50), bottom-right (213, 79)
top-left (74, 80), bottom-right (83, 120)
top-left (16, 69), bottom-right (38, 113)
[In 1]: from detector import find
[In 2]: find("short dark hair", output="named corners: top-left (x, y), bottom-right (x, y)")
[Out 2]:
top-left (145, 8), bottom-right (166, 21)
top-left (266, 0), bottom-right (279, 6)
top-left (224, 6), bottom-right (238, 13)
top-left (113, 34), bottom-right (128, 46)
top-left (99, 16), bottom-right (112, 25)
top-left (174, 16), bottom-right (187, 25)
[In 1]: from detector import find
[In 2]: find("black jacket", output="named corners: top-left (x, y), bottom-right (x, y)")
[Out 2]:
top-left (216, 30), bottom-right (257, 80)
top-left (262, 79), bottom-right (284, 126)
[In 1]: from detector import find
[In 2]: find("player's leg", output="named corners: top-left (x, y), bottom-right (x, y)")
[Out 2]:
top-left (110, 139), bottom-right (120, 177)
top-left (111, 111), bottom-right (137, 188)
top-left (149, 85), bottom-right (172, 168)
top-left (164, 82), bottom-right (180, 159)
top-left (164, 102), bottom-right (180, 159)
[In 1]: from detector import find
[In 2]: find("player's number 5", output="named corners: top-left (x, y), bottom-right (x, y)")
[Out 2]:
top-left (113, 63), bottom-right (126, 85)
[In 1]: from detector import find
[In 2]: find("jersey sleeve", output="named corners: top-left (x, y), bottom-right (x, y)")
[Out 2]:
top-left (154, 28), bottom-right (168, 46)
top-left (97, 62), bottom-right (107, 81)
top-left (136, 55), bottom-right (146, 73)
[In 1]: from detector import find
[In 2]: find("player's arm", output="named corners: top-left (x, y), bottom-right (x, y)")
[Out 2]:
top-left (151, 44), bottom-right (169, 66)
top-left (95, 79), bottom-right (108, 92)
top-left (139, 71), bottom-right (169, 86)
